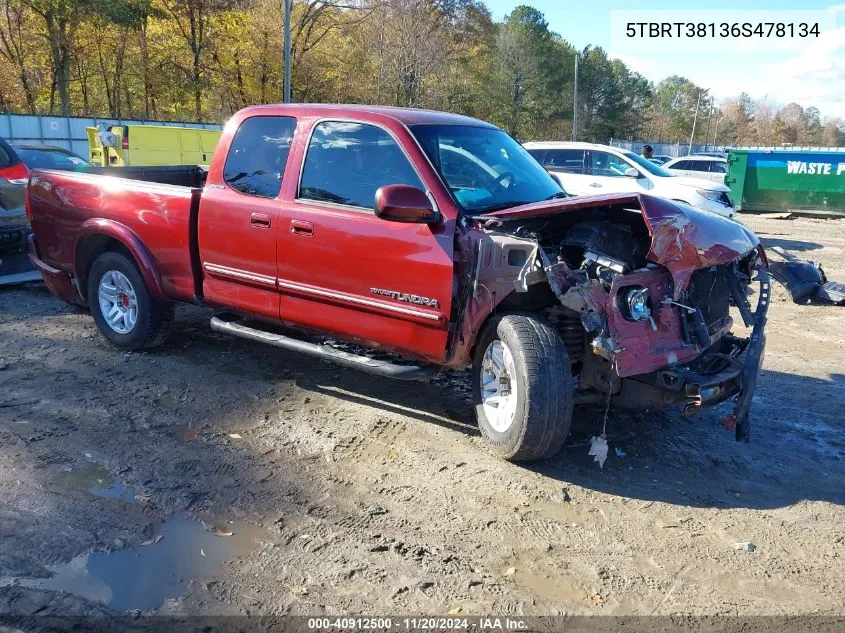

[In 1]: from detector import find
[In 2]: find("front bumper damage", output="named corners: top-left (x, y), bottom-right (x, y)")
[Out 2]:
top-left (548, 250), bottom-right (770, 442)
top-left (459, 194), bottom-right (770, 442)
top-left (601, 267), bottom-right (769, 441)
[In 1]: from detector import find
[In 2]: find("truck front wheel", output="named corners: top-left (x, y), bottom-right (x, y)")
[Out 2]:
top-left (87, 251), bottom-right (174, 351)
top-left (472, 313), bottom-right (574, 461)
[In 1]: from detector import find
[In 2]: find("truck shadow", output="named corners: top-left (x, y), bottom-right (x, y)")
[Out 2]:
top-left (161, 307), bottom-right (843, 512)
top-left (295, 351), bottom-right (844, 510)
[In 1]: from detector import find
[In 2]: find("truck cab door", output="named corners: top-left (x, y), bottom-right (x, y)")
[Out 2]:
top-left (198, 115), bottom-right (298, 321)
top-left (276, 119), bottom-right (454, 363)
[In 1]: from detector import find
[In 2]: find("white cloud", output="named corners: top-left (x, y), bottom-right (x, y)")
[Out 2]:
top-left (610, 25), bottom-right (845, 118)
top-left (755, 26), bottom-right (845, 114)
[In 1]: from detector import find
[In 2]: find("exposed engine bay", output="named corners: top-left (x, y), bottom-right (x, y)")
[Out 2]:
top-left (459, 198), bottom-right (769, 441)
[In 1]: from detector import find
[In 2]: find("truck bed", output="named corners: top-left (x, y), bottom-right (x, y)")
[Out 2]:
top-left (27, 169), bottom-right (199, 303)
top-left (87, 165), bottom-right (208, 189)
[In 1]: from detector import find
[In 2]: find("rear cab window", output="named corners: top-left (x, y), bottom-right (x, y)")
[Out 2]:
top-left (542, 149), bottom-right (586, 174)
top-left (223, 116), bottom-right (297, 198)
top-left (298, 120), bottom-right (423, 210)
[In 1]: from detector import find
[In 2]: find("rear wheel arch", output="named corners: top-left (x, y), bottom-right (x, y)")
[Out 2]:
top-left (74, 222), bottom-right (166, 302)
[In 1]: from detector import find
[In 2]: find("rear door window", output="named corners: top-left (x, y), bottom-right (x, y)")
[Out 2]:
top-left (298, 121), bottom-right (423, 210)
top-left (672, 160), bottom-right (690, 170)
top-left (709, 161), bottom-right (727, 173)
top-left (542, 149), bottom-right (585, 174)
top-left (223, 116), bottom-right (297, 198)
top-left (0, 141), bottom-right (12, 167)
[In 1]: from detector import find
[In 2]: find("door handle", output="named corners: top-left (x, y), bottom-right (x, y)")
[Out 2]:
top-left (589, 182), bottom-right (602, 188)
top-left (250, 212), bottom-right (271, 228)
top-left (290, 219), bottom-right (314, 237)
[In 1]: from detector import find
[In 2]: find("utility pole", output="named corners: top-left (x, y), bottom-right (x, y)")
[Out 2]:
top-left (713, 112), bottom-right (721, 148)
top-left (283, 0), bottom-right (292, 103)
top-left (703, 101), bottom-right (713, 151)
top-left (688, 89), bottom-right (703, 155)
top-left (571, 54), bottom-right (579, 142)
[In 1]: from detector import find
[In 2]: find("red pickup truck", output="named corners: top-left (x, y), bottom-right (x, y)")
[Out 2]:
top-left (26, 104), bottom-right (769, 461)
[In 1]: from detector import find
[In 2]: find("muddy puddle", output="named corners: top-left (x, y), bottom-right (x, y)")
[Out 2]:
top-left (55, 463), bottom-right (136, 503)
top-left (6, 515), bottom-right (264, 611)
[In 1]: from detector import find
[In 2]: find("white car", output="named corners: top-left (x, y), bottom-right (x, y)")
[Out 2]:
top-left (663, 155), bottom-right (728, 184)
top-left (523, 142), bottom-right (735, 218)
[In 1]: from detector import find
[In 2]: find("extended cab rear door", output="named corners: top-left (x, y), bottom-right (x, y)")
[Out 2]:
top-left (198, 115), bottom-right (298, 320)
top-left (275, 118), bottom-right (455, 363)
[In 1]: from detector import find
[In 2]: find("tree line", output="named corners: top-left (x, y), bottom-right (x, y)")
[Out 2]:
top-left (1, 0), bottom-right (843, 146)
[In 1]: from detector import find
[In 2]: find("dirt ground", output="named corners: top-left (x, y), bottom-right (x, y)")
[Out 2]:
top-left (0, 214), bottom-right (843, 618)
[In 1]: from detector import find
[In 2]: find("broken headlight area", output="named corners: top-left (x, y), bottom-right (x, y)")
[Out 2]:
top-left (617, 286), bottom-right (652, 323)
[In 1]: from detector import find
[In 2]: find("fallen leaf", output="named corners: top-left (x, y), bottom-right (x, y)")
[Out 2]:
top-left (588, 436), bottom-right (609, 469)
top-left (503, 566), bottom-right (516, 576)
top-left (448, 606), bottom-right (463, 615)
top-left (215, 530), bottom-right (234, 537)
top-left (590, 592), bottom-right (603, 605)
top-left (141, 535), bottom-right (163, 546)
top-left (228, 433), bottom-right (242, 439)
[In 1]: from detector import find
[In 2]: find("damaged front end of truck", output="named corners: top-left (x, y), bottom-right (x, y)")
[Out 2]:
top-left (451, 193), bottom-right (769, 442)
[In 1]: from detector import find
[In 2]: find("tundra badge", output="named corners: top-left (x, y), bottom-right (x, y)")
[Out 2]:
top-left (371, 288), bottom-right (439, 308)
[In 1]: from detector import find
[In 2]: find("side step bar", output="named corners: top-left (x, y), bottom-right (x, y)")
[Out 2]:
top-left (210, 316), bottom-right (439, 381)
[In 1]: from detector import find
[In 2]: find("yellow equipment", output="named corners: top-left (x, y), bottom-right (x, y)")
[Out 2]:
top-left (86, 124), bottom-right (220, 167)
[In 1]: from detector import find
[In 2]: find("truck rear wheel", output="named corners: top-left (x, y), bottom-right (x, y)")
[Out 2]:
top-left (472, 313), bottom-right (574, 461)
top-left (87, 251), bottom-right (173, 351)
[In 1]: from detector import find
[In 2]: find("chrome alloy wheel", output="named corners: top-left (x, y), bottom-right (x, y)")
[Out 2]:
top-left (98, 270), bottom-right (138, 334)
top-left (480, 339), bottom-right (519, 432)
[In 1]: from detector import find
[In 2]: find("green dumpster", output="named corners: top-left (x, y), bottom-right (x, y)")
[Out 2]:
top-left (726, 149), bottom-right (845, 217)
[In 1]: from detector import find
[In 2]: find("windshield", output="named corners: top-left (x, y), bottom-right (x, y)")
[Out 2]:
top-left (622, 150), bottom-right (673, 177)
top-left (15, 147), bottom-right (91, 171)
top-left (410, 125), bottom-right (565, 214)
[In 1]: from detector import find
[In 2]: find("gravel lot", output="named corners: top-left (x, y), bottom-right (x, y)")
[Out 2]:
top-left (0, 214), bottom-right (843, 618)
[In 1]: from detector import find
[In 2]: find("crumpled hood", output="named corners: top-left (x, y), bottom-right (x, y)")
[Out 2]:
top-left (484, 192), bottom-right (760, 298)
top-left (639, 195), bottom-right (759, 297)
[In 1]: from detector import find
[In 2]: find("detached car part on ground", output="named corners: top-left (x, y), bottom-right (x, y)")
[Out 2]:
top-left (26, 105), bottom-right (769, 462)
top-left (767, 246), bottom-right (845, 305)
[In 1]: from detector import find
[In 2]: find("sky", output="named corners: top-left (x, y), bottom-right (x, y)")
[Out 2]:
top-left (484, 0), bottom-right (845, 119)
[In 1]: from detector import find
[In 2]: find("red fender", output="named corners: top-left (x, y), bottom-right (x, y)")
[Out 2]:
top-left (75, 218), bottom-right (167, 302)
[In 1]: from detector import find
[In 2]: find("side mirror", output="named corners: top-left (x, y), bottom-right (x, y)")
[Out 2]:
top-left (375, 185), bottom-right (440, 224)
top-left (624, 167), bottom-right (640, 178)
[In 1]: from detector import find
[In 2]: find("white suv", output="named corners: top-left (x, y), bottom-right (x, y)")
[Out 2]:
top-left (523, 142), bottom-right (735, 218)
top-left (663, 155), bottom-right (727, 184)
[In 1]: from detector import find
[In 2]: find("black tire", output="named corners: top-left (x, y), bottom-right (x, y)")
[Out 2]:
top-left (472, 313), bottom-right (573, 461)
top-left (87, 251), bottom-right (174, 351)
